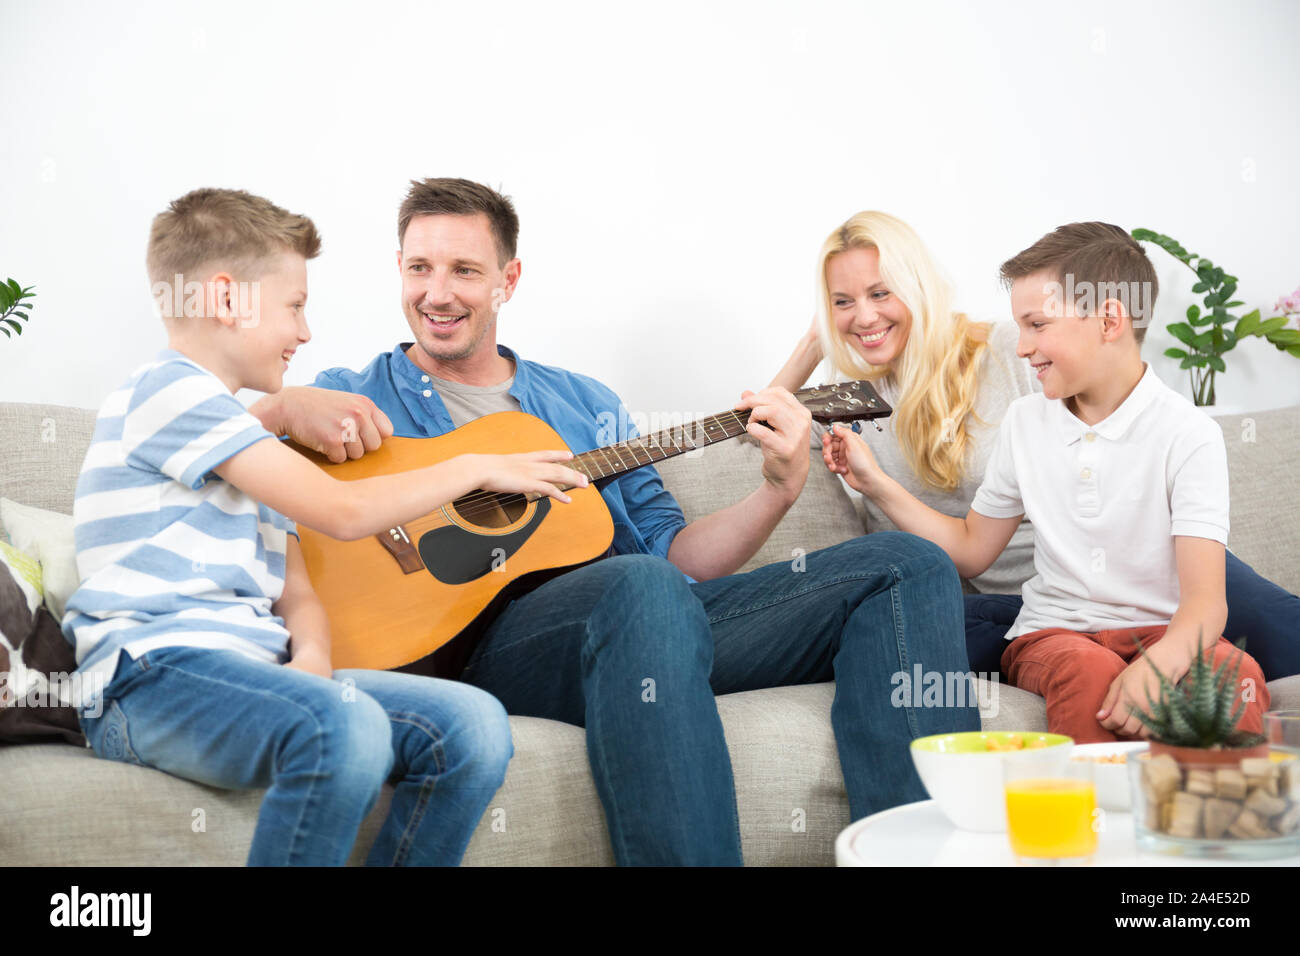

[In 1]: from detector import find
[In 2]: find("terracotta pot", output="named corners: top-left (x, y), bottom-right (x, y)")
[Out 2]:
top-left (1148, 740), bottom-right (1270, 767)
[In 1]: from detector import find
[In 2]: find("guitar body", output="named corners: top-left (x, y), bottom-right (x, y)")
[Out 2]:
top-left (294, 411), bottom-right (614, 676)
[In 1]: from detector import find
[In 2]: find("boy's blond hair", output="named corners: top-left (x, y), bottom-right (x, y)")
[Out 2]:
top-left (146, 188), bottom-right (321, 289)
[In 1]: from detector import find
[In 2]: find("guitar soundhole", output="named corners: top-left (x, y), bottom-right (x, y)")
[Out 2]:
top-left (451, 490), bottom-right (528, 529)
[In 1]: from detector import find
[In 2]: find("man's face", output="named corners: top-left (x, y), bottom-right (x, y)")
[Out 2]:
top-left (398, 213), bottom-right (519, 373)
top-left (1009, 269), bottom-right (1101, 402)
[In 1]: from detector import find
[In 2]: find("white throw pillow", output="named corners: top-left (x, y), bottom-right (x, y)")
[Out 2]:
top-left (0, 498), bottom-right (78, 620)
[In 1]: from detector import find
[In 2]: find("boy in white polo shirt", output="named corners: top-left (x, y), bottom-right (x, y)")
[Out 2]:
top-left (822, 222), bottom-right (1269, 743)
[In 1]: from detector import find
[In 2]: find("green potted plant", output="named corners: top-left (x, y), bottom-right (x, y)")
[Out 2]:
top-left (1131, 229), bottom-right (1300, 406)
top-left (1127, 638), bottom-right (1298, 850)
top-left (1132, 636), bottom-right (1267, 765)
top-left (0, 279), bottom-right (36, 341)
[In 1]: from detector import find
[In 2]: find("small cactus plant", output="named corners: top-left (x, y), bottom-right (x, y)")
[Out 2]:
top-left (1131, 634), bottom-right (1265, 750)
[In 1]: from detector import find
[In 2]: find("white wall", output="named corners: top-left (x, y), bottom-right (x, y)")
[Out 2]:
top-left (2, 0), bottom-right (1298, 421)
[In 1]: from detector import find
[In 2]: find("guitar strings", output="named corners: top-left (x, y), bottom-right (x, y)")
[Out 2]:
top-left (378, 382), bottom-right (873, 535)
top-left (398, 409), bottom-right (753, 532)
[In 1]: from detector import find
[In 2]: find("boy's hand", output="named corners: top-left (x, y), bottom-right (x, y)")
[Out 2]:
top-left (1097, 638), bottom-right (1195, 737)
top-left (285, 646), bottom-right (334, 680)
top-left (254, 387), bottom-right (394, 463)
top-left (734, 387), bottom-right (812, 505)
top-left (470, 450), bottom-right (590, 504)
top-left (822, 422), bottom-right (886, 497)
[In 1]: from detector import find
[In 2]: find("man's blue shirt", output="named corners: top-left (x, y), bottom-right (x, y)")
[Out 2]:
top-left (312, 342), bottom-right (688, 564)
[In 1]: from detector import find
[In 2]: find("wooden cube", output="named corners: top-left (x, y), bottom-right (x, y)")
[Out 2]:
top-left (1168, 792), bottom-right (1203, 838)
top-left (1204, 798), bottom-right (1242, 840)
top-left (1214, 768), bottom-right (1248, 800)
top-left (1244, 789), bottom-right (1288, 818)
top-left (1186, 770), bottom-right (1216, 796)
top-left (1144, 754), bottom-right (1182, 801)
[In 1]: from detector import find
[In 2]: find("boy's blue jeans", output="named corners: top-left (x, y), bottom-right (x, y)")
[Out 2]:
top-left (459, 531), bottom-right (979, 866)
top-left (78, 647), bottom-right (512, 866)
top-left (963, 550), bottom-right (1300, 680)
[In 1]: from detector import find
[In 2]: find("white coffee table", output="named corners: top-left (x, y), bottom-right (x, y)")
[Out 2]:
top-left (836, 800), bottom-right (1300, 866)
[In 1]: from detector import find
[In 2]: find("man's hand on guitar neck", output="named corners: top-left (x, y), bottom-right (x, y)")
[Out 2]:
top-left (734, 386), bottom-right (813, 506)
top-left (250, 387), bottom-right (394, 463)
top-left (665, 387), bottom-right (812, 581)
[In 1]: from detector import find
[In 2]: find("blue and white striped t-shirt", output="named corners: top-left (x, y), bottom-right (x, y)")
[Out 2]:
top-left (62, 351), bottom-right (297, 703)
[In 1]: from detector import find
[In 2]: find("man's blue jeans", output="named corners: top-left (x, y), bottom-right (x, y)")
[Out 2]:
top-left (963, 550), bottom-right (1300, 680)
top-left (78, 647), bottom-right (512, 866)
top-left (459, 531), bottom-right (979, 866)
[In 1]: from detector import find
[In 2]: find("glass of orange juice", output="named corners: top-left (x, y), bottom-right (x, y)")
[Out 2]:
top-left (1003, 756), bottom-right (1097, 865)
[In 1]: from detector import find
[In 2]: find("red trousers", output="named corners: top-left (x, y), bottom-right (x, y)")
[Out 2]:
top-left (1000, 625), bottom-right (1271, 744)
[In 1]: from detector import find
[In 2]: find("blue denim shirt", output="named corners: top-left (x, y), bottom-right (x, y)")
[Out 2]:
top-left (312, 342), bottom-right (688, 563)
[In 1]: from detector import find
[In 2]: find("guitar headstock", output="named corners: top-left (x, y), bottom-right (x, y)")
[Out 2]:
top-left (793, 380), bottom-right (892, 424)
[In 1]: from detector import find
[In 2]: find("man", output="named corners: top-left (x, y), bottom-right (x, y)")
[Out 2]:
top-left (251, 178), bottom-right (979, 865)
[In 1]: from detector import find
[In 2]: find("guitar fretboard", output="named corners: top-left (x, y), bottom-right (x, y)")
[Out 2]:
top-left (572, 408), bottom-right (754, 481)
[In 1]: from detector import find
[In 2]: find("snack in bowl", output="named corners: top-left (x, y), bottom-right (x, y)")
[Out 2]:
top-left (1068, 741), bottom-right (1149, 811)
top-left (910, 731), bottom-right (1073, 832)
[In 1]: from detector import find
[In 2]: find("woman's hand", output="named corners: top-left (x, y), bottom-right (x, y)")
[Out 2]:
top-left (821, 422), bottom-right (887, 497)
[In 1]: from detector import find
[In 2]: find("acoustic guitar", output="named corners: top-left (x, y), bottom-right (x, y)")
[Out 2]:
top-left (293, 380), bottom-right (891, 677)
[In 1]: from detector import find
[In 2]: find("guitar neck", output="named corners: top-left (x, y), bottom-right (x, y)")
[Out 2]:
top-left (572, 408), bottom-right (754, 482)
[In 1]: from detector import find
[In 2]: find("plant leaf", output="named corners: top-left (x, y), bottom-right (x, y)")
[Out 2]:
top-left (1167, 322), bottom-right (1197, 347)
top-left (1269, 329), bottom-right (1300, 346)
top-left (1208, 355), bottom-right (1226, 373)
top-left (1235, 310), bottom-right (1262, 338)
top-left (1257, 316), bottom-right (1288, 336)
top-left (1164, 347), bottom-right (1188, 360)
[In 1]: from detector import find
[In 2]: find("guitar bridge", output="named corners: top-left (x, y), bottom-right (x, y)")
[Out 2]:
top-left (378, 525), bottom-right (424, 575)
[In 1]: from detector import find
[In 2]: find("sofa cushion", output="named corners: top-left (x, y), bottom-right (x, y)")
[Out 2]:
top-left (0, 403), bottom-right (96, 516)
top-left (1213, 406), bottom-right (1300, 596)
top-left (1, 498), bottom-right (79, 619)
top-left (0, 541), bottom-right (84, 745)
top-left (6, 675), bottom-right (1295, 866)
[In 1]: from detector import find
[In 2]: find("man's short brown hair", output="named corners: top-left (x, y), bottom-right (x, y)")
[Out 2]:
top-left (397, 178), bottom-right (519, 266)
top-left (146, 188), bottom-right (321, 287)
top-left (999, 222), bottom-right (1158, 344)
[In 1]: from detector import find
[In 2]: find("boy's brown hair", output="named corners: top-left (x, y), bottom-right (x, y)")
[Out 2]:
top-left (999, 222), bottom-right (1158, 344)
top-left (397, 178), bottom-right (519, 266)
top-left (146, 188), bottom-right (321, 288)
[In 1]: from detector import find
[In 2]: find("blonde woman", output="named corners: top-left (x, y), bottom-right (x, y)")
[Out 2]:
top-left (774, 211), bottom-right (1300, 681)
top-left (772, 211), bottom-right (1037, 675)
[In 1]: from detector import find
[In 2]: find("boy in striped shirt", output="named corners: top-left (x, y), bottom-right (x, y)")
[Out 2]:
top-left (62, 188), bottom-right (587, 865)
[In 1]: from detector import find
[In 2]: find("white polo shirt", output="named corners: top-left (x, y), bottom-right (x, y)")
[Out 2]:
top-left (971, 363), bottom-right (1229, 640)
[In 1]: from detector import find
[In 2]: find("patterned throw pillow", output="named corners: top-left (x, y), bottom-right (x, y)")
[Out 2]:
top-left (0, 540), bottom-right (85, 745)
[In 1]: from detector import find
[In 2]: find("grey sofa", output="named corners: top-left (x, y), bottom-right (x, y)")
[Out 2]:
top-left (2, 400), bottom-right (1298, 866)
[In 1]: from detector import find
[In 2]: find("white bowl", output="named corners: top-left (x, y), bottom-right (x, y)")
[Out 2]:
top-left (910, 731), bottom-right (1074, 832)
top-left (1069, 741), bottom-right (1149, 811)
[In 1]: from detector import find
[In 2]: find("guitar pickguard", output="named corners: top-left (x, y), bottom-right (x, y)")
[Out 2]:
top-left (417, 497), bottom-right (552, 585)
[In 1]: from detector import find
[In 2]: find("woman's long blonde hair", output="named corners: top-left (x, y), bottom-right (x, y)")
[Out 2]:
top-left (817, 211), bottom-right (990, 492)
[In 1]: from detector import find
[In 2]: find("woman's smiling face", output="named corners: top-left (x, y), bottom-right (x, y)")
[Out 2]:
top-left (826, 246), bottom-right (912, 369)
